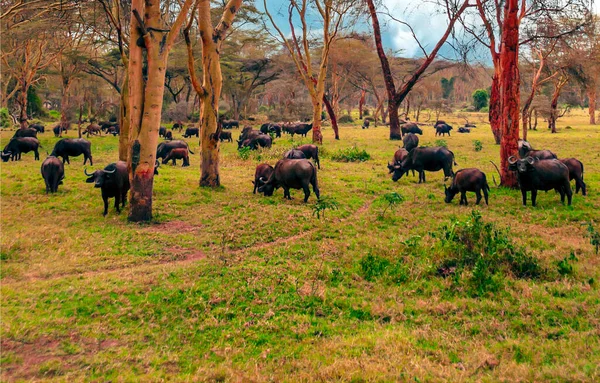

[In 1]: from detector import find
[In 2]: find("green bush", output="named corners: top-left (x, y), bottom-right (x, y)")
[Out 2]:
top-left (338, 115), bottom-right (354, 123)
top-left (556, 252), bottom-right (577, 277)
top-left (473, 140), bottom-right (483, 152)
top-left (472, 89), bottom-right (489, 111)
top-left (48, 110), bottom-right (61, 120)
top-left (0, 107), bottom-right (12, 128)
top-left (237, 146), bottom-right (251, 160)
top-left (434, 139), bottom-right (448, 148)
top-left (432, 211), bottom-right (544, 296)
top-left (363, 109), bottom-right (370, 116)
top-left (330, 146), bottom-right (370, 162)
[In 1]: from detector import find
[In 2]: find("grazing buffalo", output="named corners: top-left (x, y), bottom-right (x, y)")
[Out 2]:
top-left (30, 123), bottom-right (45, 133)
top-left (85, 161), bottom-right (130, 216)
top-left (106, 125), bottom-right (120, 136)
top-left (508, 156), bottom-right (571, 206)
top-left (389, 146), bottom-right (456, 183)
top-left (444, 168), bottom-right (490, 205)
top-left (162, 147), bottom-right (190, 167)
top-left (559, 158), bottom-right (586, 195)
top-left (238, 127), bottom-right (262, 145)
top-left (260, 123), bottom-right (271, 134)
top-left (401, 122), bottom-right (423, 135)
top-left (183, 127), bottom-right (199, 138)
top-left (435, 123), bottom-right (453, 136)
top-left (173, 121), bottom-right (184, 132)
top-left (388, 148), bottom-right (415, 177)
top-left (53, 125), bottom-right (66, 137)
top-left (99, 121), bottom-right (114, 131)
top-left (156, 140), bottom-right (194, 160)
top-left (1, 137), bottom-right (41, 161)
top-left (51, 138), bottom-right (93, 165)
top-left (252, 163), bottom-right (275, 194)
top-left (362, 120), bottom-right (370, 129)
top-left (164, 130), bottom-right (173, 140)
top-left (294, 123), bottom-right (313, 137)
top-left (457, 127), bottom-right (471, 133)
top-left (221, 120), bottom-right (239, 129)
top-left (257, 159), bottom-right (320, 202)
top-left (402, 133), bottom-right (419, 151)
top-left (41, 156), bottom-right (65, 193)
top-left (13, 128), bottom-right (38, 138)
top-left (240, 134), bottom-right (272, 150)
top-left (465, 123), bottom-right (476, 128)
top-left (159, 126), bottom-right (167, 137)
top-left (296, 144), bottom-right (320, 169)
top-left (83, 123), bottom-right (102, 137)
top-left (518, 140), bottom-right (557, 160)
top-left (219, 131), bottom-right (232, 142)
top-left (284, 149), bottom-right (306, 159)
top-left (260, 123), bottom-right (282, 138)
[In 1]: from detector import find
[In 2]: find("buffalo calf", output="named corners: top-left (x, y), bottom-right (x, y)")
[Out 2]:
top-left (560, 158), bottom-right (586, 196)
top-left (253, 163), bottom-right (275, 194)
top-left (444, 168), bottom-right (490, 205)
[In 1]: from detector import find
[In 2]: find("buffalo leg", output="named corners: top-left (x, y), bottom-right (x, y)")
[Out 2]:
top-left (483, 188), bottom-right (489, 205)
top-left (253, 182), bottom-right (257, 194)
top-left (115, 194), bottom-right (121, 213)
top-left (312, 181), bottom-right (320, 200)
top-left (475, 190), bottom-right (482, 205)
top-left (121, 190), bottom-right (127, 208)
top-left (102, 195), bottom-right (109, 216)
top-left (558, 187), bottom-right (566, 204)
top-left (283, 187), bottom-right (291, 199)
top-left (44, 179), bottom-right (50, 194)
top-left (565, 182), bottom-right (573, 206)
top-left (302, 183), bottom-right (311, 203)
top-left (521, 189), bottom-right (528, 206)
top-left (462, 191), bottom-right (468, 206)
top-left (34, 150), bottom-right (39, 160)
top-left (172, 158), bottom-right (176, 165)
top-left (531, 190), bottom-right (538, 206)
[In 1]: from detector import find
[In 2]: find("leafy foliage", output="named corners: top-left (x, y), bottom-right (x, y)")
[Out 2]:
top-left (473, 140), bottom-right (483, 152)
top-left (338, 115), bottom-right (354, 123)
top-left (472, 89), bottom-right (489, 111)
top-left (556, 251), bottom-right (578, 277)
top-left (434, 139), bottom-right (448, 148)
top-left (0, 108), bottom-right (12, 128)
top-left (312, 196), bottom-right (339, 219)
top-left (586, 222), bottom-right (600, 254)
top-left (441, 77), bottom-right (455, 100)
top-left (378, 192), bottom-right (404, 218)
top-left (330, 146), bottom-right (371, 162)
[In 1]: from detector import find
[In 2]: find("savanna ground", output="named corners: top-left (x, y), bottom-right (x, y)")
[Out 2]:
top-left (1, 111), bottom-right (599, 382)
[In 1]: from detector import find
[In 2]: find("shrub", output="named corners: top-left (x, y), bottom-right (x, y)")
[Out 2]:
top-left (363, 109), bottom-right (370, 116)
top-left (472, 89), bottom-right (489, 111)
top-left (359, 254), bottom-right (391, 282)
top-left (0, 107), bottom-right (12, 128)
top-left (565, 125), bottom-right (572, 130)
top-left (377, 192), bottom-right (404, 218)
top-left (556, 252), bottom-right (577, 277)
top-left (238, 146), bottom-right (251, 160)
top-left (434, 139), bottom-right (448, 148)
top-left (473, 140), bottom-right (483, 152)
top-left (48, 110), bottom-right (61, 120)
top-left (330, 146), bottom-right (370, 162)
top-left (312, 196), bottom-right (339, 219)
top-left (432, 210), bottom-right (545, 296)
top-left (338, 115), bottom-right (354, 123)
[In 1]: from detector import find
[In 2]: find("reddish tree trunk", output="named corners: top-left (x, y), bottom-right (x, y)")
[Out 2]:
top-left (499, 0), bottom-right (520, 188)
top-left (588, 89), bottom-right (596, 125)
top-left (323, 94), bottom-right (339, 140)
top-left (549, 94), bottom-right (559, 133)
top-left (388, 103), bottom-right (402, 140)
top-left (17, 83), bottom-right (28, 129)
top-left (489, 72), bottom-right (502, 144)
top-left (358, 89), bottom-right (366, 119)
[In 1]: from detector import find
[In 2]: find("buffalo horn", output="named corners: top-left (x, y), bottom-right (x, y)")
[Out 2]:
top-left (526, 156), bottom-right (535, 164)
top-left (102, 168), bottom-right (116, 174)
top-left (508, 156), bottom-right (517, 164)
top-left (84, 168), bottom-right (94, 176)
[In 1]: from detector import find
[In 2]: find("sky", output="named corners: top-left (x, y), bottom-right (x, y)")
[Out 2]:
top-left (260, 0), bottom-right (600, 60)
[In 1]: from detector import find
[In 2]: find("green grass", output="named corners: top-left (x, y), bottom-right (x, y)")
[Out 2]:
top-left (1, 111), bottom-right (600, 381)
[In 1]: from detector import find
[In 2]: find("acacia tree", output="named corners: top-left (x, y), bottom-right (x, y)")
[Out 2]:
top-left (365, 0), bottom-right (471, 140)
top-left (127, 0), bottom-right (194, 222)
top-left (184, 0), bottom-right (243, 187)
top-left (264, 0), bottom-right (356, 143)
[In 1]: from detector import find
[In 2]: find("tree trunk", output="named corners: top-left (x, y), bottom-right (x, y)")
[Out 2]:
top-left (199, 46), bottom-right (222, 187)
top-left (388, 102), bottom-right (402, 140)
top-left (499, 0), bottom-right (520, 188)
top-left (489, 71), bottom-right (502, 144)
top-left (60, 79), bottom-right (71, 131)
top-left (311, 95), bottom-right (324, 144)
top-left (119, 75), bottom-right (130, 161)
top-left (588, 89), bottom-right (596, 125)
top-left (359, 89), bottom-right (366, 119)
top-left (17, 82), bottom-right (28, 129)
top-left (323, 94), bottom-right (339, 140)
top-left (533, 109), bottom-right (538, 130)
top-left (549, 95), bottom-right (558, 133)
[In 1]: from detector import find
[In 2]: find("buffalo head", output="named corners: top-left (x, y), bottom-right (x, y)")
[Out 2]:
top-left (1, 151), bottom-right (12, 162)
top-left (85, 167), bottom-right (116, 188)
top-left (388, 162), bottom-right (406, 182)
top-left (508, 155), bottom-right (536, 173)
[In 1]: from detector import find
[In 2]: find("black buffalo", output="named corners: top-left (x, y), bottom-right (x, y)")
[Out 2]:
top-left (162, 147), bottom-right (190, 167)
top-left (435, 123), bottom-right (453, 136)
top-left (159, 126), bottom-right (167, 137)
top-left (13, 128), bottom-right (38, 138)
top-left (51, 138), bottom-right (93, 165)
top-left (221, 120), bottom-right (239, 129)
top-left (257, 159), bottom-right (320, 202)
top-left (457, 127), bottom-right (471, 133)
top-left (1, 137), bottom-right (41, 161)
top-left (53, 125), bottom-right (66, 137)
top-left (183, 127), bottom-right (199, 138)
top-left (296, 144), bottom-right (321, 169)
top-left (41, 156), bottom-right (65, 193)
top-left (156, 140), bottom-right (194, 160)
top-left (284, 149), bottom-right (306, 159)
top-left (252, 163), bottom-right (275, 194)
top-left (518, 140), bottom-right (557, 160)
top-left (402, 133), bottom-right (419, 151)
top-left (400, 122), bottom-right (423, 135)
top-left (106, 125), bottom-right (120, 136)
top-left (239, 134), bottom-right (272, 150)
top-left (389, 146), bottom-right (456, 183)
top-left (173, 122), bottom-right (184, 132)
top-left (83, 123), bottom-right (102, 137)
top-left (508, 156), bottom-right (571, 206)
top-left (85, 161), bottom-right (130, 216)
top-left (444, 168), bottom-right (490, 205)
top-left (30, 123), bottom-right (45, 133)
top-left (219, 131), bottom-right (232, 142)
top-left (559, 158), bottom-right (586, 196)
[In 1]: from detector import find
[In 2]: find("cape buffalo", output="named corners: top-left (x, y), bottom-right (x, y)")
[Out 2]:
top-left (362, 120), bottom-right (370, 129)
top-left (435, 123), bottom-right (453, 136)
top-left (219, 131), bottom-right (232, 142)
top-left (518, 140), bottom-right (557, 160)
top-left (257, 159), bottom-right (320, 202)
top-left (83, 123), bottom-right (102, 137)
top-left (444, 168), bottom-right (490, 205)
top-left (30, 123), bottom-right (45, 133)
top-left (402, 133), bottom-right (419, 151)
top-left (51, 138), bottom-right (93, 165)
top-left (457, 127), bottom-right (471, 133)
top-left (173, 122), bottom-right (184, 132)
top-left (389, 146), bottom-right (456, 183)
top-left (41, 156), bottom-right (65, 193)
top-left (296, 144), bottom-right (320, 169)
top-left (162, 147), bottom-right (190, 167)
top-left (284, 149), bottom-right (306, 159)
top-left (387, 148), bottom-right (414, 177)
top-left (156, 140), bottom-right (194, 160)
top-left (159, 126), bottom-right (167, 137)
top-left (183, 127), bottom-right (199, 138)
top-left (240, 134), bottom-right (272, 150)
top-left (252, 163), bottom-right (275, 194)
top-left (165, 130), bottom-right (173, 140)
top-left (508, 156), bottom-right (571, 206)
top-left (559, 158), bottom-right (586, 195)
top-left (401, 122), bottom-right (423, 135)
top-left (85, 161), bottom-right (130, 216)
top-left (1, 137), bottom-right (41, 161)
top-left (221, 120), bottom-right (239, 129)
top-left (13, 128), bottom-right (37, 138)
top-left (53, 125), bottom-right (66, 137)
